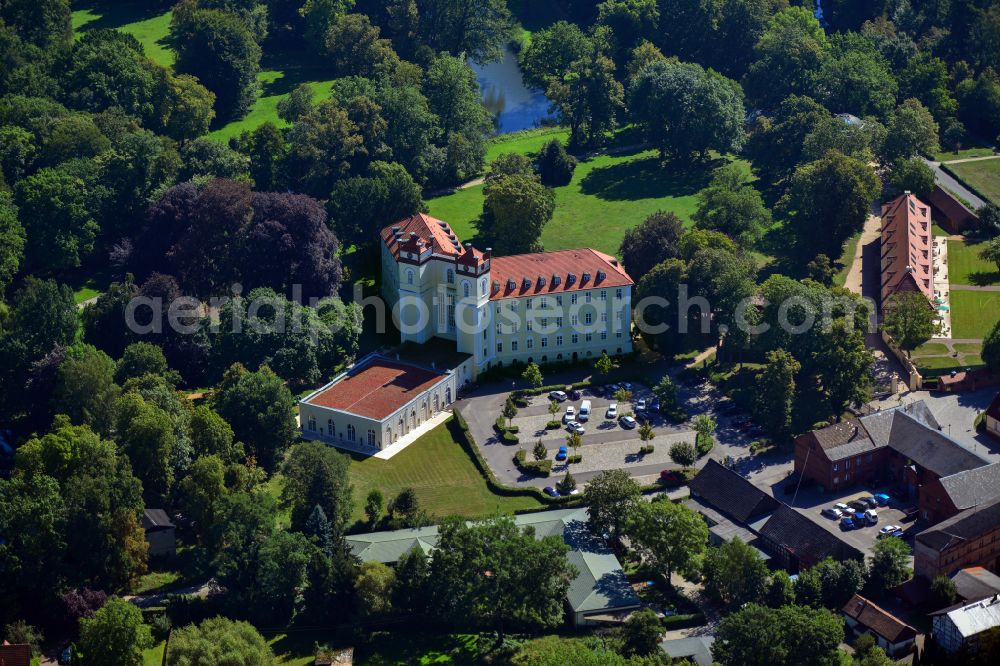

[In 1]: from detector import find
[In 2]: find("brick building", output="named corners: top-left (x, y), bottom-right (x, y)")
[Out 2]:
top-left (842, 594), bottom-right (919, 658)
top-left (880, 192), bottom-right (934, 311)
top-left (794, 401), bottom-right (988, 499)
top-left (915, 495), bottom-right (1000, 580)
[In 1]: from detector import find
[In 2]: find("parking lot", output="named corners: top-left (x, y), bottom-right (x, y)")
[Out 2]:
top-left (778, 479), bottom-right (917, 558)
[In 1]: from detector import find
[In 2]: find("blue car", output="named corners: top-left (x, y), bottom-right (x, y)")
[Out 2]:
top-left (543, 486), bottom-right (560, 497)
top-left (874, 493), bottom-right (890, 506)
top-left (555, 445), bottom-right (568, 461)
top-left (840, 516), bottom-right (856, 530)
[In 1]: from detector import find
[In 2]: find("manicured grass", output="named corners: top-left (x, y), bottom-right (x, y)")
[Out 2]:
top-left (72, 3), bottom-right (174, 67)
top-left (346, 419), bottom-right (541, 522)
top-left (916, 355), bottom-right (985, 378)
top-left (937, 147), bottom-right (996, 161)
top-left (911, 342), bottom-right (951, 357)
top-left (428, 149), bottom-right (747, 256)
top-left (946, 158), bottom-right (1000, 205)
top-left (953, 342), bottom-right (984, 354)
top-left (143, 641), bottom-right (166, 666)
top-left (948, 239), bottom-right (1000, 286)
top-left (207, 73), bottom-right (339, 142)
top-left (132, 570), bottom-right (181, 595)
top-left (949, 290), bottom-right (1000, 339)
top-left (485, 126), bottom-right (570, 163)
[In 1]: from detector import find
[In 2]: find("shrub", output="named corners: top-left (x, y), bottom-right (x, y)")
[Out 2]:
top-left (567, 454), bottom-right (583, 464)
top-left (515, 457), bottom-right (552, 476)
top-left (514, 397), bottom-right (529, 408)
top-left (502, 432), bottom-right (520, 444)
top-left (695, 432), bottom-right (713, 456)
top-left (669, 441), bottom-right (698, 466)
top-left (639, 444), bottom-right (655, 454)
top-left (495, 416), bottom-right (507, 432)
top-left (515, 449), bottom-right (526, 463)
top-left (508, 425), bottom-right (520, 434)
top-left (546, 420), bottom-right (561, 429)
top-left (537, 139), bottom-right (577, 186)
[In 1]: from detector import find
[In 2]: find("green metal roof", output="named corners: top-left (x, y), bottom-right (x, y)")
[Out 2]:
top-left (345, 507), bottom-right (641, 614)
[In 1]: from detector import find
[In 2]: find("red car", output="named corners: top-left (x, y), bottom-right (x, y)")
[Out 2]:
top-left (660, 470), bottom-right (682, 483)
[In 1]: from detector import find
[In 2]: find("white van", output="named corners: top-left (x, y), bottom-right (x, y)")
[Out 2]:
top-left (578, 400), bottom-right (591, 422)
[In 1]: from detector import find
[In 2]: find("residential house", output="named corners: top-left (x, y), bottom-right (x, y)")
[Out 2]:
top-left (344, 507), bottom-right (641, 626)
top-left (141, 508), bottom-right (175, 558)
top-left (931, 595), bottom-right (1000, 655)
top-left (660, 636), bottom-right (715, 666)
top-left (842, 594), bottom-right (918, 658)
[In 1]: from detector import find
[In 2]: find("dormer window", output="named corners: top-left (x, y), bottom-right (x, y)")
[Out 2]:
top-left (537, 276), bottom-right (546, 287)
top-left (567, 273), bottom-right (576, 285)
top-left (552, 274), bottom-right (561, 286)
top-left (522, 277), bottom-right (531, 289)
top-left (597, 270), bottom-right (606, 282)
top-left (582, 271), bottom-right (591, 283)
top-left (507, 279), bottom-right (516, 290)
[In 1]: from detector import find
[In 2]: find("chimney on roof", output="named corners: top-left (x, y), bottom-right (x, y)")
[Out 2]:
top-left (904, 190), bottom-right (911, 195)
top-left (391, 226), bottom-right (400, 234)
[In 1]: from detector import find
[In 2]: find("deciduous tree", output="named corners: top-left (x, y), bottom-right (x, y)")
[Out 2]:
top-left (619, 211), bottom-right (684, 279)
top-left (79, 598), bottom-right (152, 666)
top-left (584, 469), bottom-right (641, 553)
top-left (280, 441), bottom-right (353, 535)
top-left (627, 498), bottom-right (708, 580)
top-left (883, 291), bottom-right (940, 356)
top-left (166, 617), bottom-right (273, 666)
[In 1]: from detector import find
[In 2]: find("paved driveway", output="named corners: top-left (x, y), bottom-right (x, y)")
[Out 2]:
top-left (922, 158), bottom-right (987, 209)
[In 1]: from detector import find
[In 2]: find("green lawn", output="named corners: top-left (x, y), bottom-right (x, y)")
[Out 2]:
top-left (132, 570), bottom-right (181, 595)
top-left (72, 3), bottom-right (174, 67)
top-left (143, 641), bottom-right (165, 666)
top-left (833, 230), bottom-right (861, 287)
top-left (948, 239), bottom-right (1000, 286)
top-left (936, 147), bottom-right (996, 162)
top-left (484, 126), bottom-right (570, 163)
top-left (946, 158), bottom-right (1000, 205)
top-left (206, 72), bottom-right (339, 142)
top-left (345, 418), bottom-right (541, 523)
top-left (949, 290), bottom-right (1000, 339)
top-left (428, 149), bottom-right (745, 256)
top-left (912, 342), bottom-right (951, 357)
top-left (264, 630), bottom-right (482, 665)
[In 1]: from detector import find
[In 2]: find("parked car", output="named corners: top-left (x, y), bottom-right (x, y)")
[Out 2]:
top-left (861, 496), bottom-right (879, 508)
top-left (864, 509), bottom-right (878, 524)
top-left (543, 486), bottom-right (560, 497)
top-left (874, 493), bottom-right (891, 506)
top-left (619, 415), bottom-right (637, 429)
top-left (591, 386), bottom-right (605, 397)
top-left (563, 406), bottom-right (576, 422)
top-left (549, 390), bottom-right (567, 402)
top-left (555, 445), bottom-right (568, 461)
top-left (578, 400), bottom-right (591, 422)
top-left (822, 507), bottom-right (843, 519)
top-left (879, 524), bottom-right (902, 536)
top-left (849, 500), bottom-right (869, 512)
top-left (660, 470), bottom-right (683, 483)
top-left (833, 502), bottom-right (850, 512)
top-left (650, 399), bottom-right (661, 413)
top-left (568, 388), bottom-right (582, 400)
top-left (566, 421), bottom-right (585, 435)
top-left (636, 398), bottom-right (647, 411)
top-left (60, 646), bottom-right (73, 665)
top-left (621, 382), bottom-right (633, 391)
top-left (608, 383), bottom-right (621, 394)
top-left (606, 403), bottom-right (618, 419)
top-left (840, 516), bottom-right (857, 530)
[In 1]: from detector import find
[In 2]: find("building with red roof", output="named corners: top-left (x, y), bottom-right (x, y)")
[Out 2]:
top-left (378, 215), bottom-right (634, 378)
top-left (880, 192), bottom-right (935, 310)
top-left (300, 349), bottom-right (464, 452)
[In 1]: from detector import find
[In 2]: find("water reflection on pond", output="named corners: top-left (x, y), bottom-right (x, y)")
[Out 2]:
top-left (470, 45), bottom-right (555, 134)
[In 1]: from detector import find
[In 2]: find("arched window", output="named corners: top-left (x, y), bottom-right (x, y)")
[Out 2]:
top-left (447, 269), bottom-right (454, 284)
top-left (480, 278), bottom-right (487, 295)
top-left (347, 424), bottom-right (356, 441)
top-left (463, 281), bottom-right (470, 298)
top-left (406, 269), bottom-right (414, 285)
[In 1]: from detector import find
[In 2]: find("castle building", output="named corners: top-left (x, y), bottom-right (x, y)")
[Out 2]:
top-left (380, 213), bottom-right (634, 379)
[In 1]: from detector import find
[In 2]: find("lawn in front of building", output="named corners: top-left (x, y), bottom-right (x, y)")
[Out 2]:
top-left (427, 149), bottom-right (747, 256)
top-left (264, 629), bottom-right (483, 664)
top-left (345, 418), bottom-right (542, 523)
top-left (948, 239), bottom-right (1000, 286)
top-left (936, 147), bottom-right (996, 161)
top-left (948, 290), bottom-right (1000, 339)
top-left (946, 158), bottom-right (1000, 205)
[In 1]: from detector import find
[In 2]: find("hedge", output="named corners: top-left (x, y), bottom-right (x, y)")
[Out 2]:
top-left (661, 612), bottom-right (706, 630)
top-left (545, 420), bottom-right (561, 429)
top-left (516, 458), bottom-right (553, 476)
top-left (639, 444), bottom-right (654, 454)
top-left (507, 425), bottom-right (520, 434)
top-left (502, 432), bottom-right (520, 444)
top-left (567, 454), bottom-right (582, 464)
top-left (695, 432), bottom-right (713, 456)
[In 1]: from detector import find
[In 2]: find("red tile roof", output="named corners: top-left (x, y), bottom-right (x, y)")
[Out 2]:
top-left (0, 643), bottom-right (31, 666)
top-left (305, 357), bottom-right (448, 421)
top-left (842, 594), bottom-right (918, 643)
top-left (381, 213), bottom-right (463, 260)
top-left (881, 193), bottom-right (934, 306)
top-left (489, 249), bottom-right (633, 300)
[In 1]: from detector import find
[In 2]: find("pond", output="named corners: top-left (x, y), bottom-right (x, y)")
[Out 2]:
top-left (470, 45), bottom-right (555, 134)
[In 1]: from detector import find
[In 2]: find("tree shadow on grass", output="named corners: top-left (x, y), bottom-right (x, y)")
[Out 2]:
top-left (579, 156), bottom-right (721, 202)
top-left (258, 51), bottom-right (337, 97)
top-left (968, 270), bottom-right (1000, 286)
top-left (74, 0), bottom-right (173, 30)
